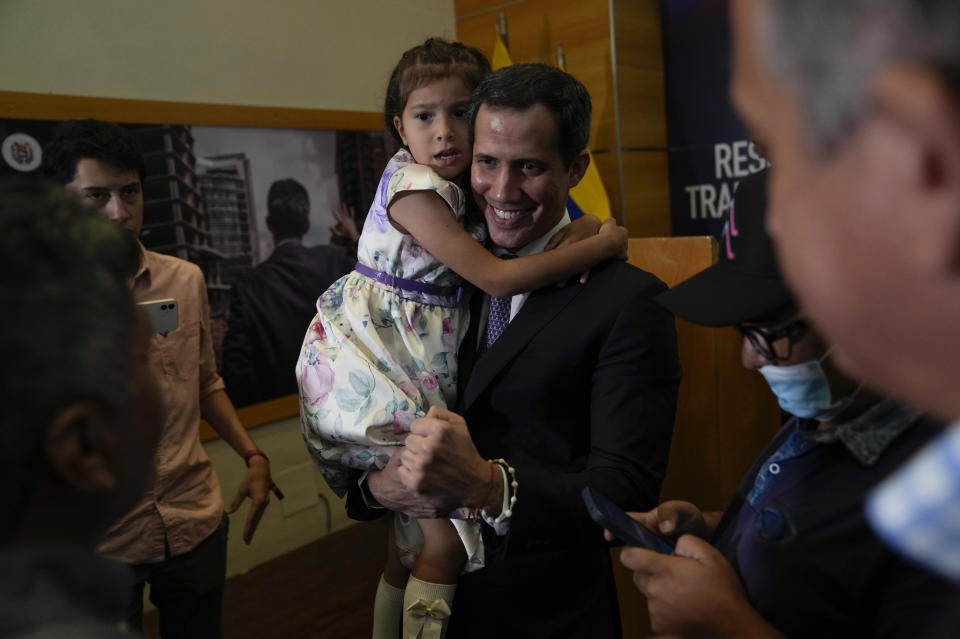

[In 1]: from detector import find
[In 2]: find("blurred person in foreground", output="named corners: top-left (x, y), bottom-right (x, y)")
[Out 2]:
top-left (0, 178), bottom-right (164, 637)
top-left (728, 0), bottom-right (960, 592)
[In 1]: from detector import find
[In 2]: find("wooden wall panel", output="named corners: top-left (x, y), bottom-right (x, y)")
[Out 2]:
top-left (594, 149), bottom-right (671, 236)
top-left (0, 90), bottom-right (383, 130)
top-left (617, 65), bottom-right (667, 148)
top-left (456, 0), bottom-right (617, 151)
top-left (622, 150), bottom-right (671, 236)
top-left (454, 0), bottom-right (511, 17)
top-left (613, 0), bottom-right (664, 69)
top-left (612, 0), bottom-right (667, 149)
top-left (591, 150), bottom-right (622, 220)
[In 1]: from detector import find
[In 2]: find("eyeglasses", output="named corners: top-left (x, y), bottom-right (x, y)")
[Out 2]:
top-left (735, 314), bottom-right (810, 363)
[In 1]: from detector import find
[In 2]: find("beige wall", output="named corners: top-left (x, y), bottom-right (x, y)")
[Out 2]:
top-left (205, 416), bottom-right (356, 579)
top-left (0, 0), bottom-right (455, 111)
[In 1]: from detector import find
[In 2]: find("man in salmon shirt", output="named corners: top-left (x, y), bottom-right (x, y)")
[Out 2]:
top-left (44, 119), bottom-right (277, 639)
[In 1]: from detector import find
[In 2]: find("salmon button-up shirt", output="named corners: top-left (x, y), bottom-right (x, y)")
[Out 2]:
top-left (97, 248), bottom-right (224, 564)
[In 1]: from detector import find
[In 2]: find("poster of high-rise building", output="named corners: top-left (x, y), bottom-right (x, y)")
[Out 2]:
top-left (1, 117), bottom-right (389, 407)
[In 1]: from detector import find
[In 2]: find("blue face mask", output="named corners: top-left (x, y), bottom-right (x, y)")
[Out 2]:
top-left (759, 350), bottom-right (856, 420)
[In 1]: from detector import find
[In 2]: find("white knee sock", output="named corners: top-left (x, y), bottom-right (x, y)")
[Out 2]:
top-left (372, 574), bottom-right (405, 639)
top-left (402, 576), bottom-right (456, 639)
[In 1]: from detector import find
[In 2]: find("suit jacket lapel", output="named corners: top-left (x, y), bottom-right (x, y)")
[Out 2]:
top-left (458, 291), bottom-right (482, 406)
top-left (461, 282), bottom-right (587, 411)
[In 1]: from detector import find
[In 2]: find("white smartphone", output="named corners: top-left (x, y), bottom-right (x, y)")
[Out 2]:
top-left (138, 298), bottom-right (179, 335)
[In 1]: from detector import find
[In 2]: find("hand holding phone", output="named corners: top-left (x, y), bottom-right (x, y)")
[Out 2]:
top-left (582, 486), bottom-right (675, 554)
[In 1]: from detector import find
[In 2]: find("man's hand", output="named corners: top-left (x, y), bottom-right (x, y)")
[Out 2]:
top-left (620, 535), bottom-right (783, 639)
top-left (398, 406), bottom-right (492, 515)
top-left (367, 453), bottom-right (444, 518)
top-left (201, 390), bottom-right (275, 545)
top-left (225, 455), bottom-right (272, 544)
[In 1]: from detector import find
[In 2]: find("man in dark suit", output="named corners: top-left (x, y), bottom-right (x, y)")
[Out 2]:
top-left (223, 178), bottom-right (354, 407)
top-left (364, 64), bottom-right (681, 637)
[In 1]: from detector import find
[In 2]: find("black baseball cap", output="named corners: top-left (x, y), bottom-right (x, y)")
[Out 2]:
top-left (657, 168), bottom-right (792, 326)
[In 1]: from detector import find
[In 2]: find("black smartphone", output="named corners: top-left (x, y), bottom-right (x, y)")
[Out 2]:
top-left (581, 486), bottom-right (675, 554)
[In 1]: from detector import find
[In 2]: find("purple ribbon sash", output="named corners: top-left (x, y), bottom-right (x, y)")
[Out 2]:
top-left (354, 262), bottom-right (464, 305)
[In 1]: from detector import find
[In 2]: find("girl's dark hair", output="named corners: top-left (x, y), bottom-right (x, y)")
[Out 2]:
top-left (384, 38), bottom-right (492, 146)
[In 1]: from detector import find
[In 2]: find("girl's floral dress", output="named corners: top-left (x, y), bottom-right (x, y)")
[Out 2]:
top-left (297, 148), bottom-right (485, 529)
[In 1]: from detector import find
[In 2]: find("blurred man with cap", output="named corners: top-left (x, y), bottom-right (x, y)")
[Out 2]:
top-left (614, 169), bottom-right (951, 639)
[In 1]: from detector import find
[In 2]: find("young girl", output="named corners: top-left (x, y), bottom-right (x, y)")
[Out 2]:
top-left (296, 39), bottom-right (625, 639)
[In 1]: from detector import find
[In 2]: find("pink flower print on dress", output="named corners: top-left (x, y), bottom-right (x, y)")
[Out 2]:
top-left (311, 320), bottom-right (327, 342)
top-left (396, 379), bottom-right (419, 400)
top-left (420, 372), bottom-right (439, 391)
top-left (392, 410), bottom-right (416, 434)
top-left (441, 317), bottom-right (455, 350)
top-left (301, 357), bottom-right (335, 411)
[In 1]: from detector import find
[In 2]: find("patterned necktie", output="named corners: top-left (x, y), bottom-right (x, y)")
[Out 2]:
top-left (484, 253), bottom-right (516, 350)
top-left (485, 294), bottom-right (512, 349)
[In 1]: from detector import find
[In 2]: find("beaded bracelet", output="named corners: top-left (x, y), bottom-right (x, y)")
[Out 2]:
top-left (482, 458), bottom-right (518, 532)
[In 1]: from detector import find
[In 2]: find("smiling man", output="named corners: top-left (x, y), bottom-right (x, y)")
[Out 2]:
top-left (472, 103), bottom-right (581, 251)
top-left (361, 63), bottom-right (681, 637)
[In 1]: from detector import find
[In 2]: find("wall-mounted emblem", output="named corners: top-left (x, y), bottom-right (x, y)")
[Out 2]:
top-left (2, 132), bottom-right (42, 172)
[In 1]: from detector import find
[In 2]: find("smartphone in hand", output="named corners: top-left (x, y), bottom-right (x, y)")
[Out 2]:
top-left (582, 486), bottom-right (676, 554)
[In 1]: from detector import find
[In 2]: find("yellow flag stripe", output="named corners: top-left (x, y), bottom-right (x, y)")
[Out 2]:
top-left (570, 154), bottom-right (612, 221)
top-left (492, 32), bottom-right (512, 70)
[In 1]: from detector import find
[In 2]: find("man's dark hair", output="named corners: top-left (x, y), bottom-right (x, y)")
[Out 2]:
top-left (0, 178), bottom-right (139, 542)
top-left (42, 118), bottom-right (147, 185)
top-left (469, 63), bottom-right (592, 168)
top-left (266, 178), bottom-right (310, 240)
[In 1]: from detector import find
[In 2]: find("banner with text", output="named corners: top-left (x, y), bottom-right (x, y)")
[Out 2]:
top-left (662, 0), bottom-right (768, 238)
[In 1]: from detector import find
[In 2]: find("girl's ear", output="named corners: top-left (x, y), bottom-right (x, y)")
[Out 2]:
top-left (393, 115), bottom-right (408, 147)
